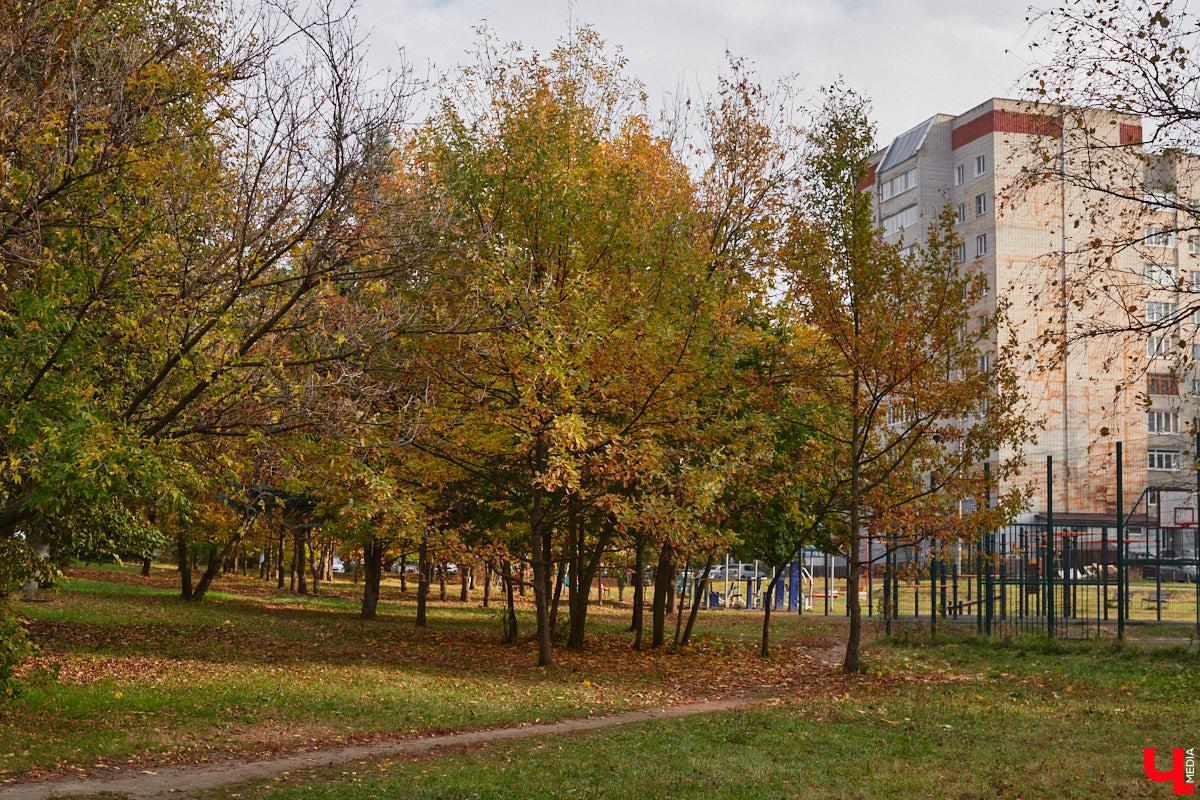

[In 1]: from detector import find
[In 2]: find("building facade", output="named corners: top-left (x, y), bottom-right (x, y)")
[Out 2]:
top-left (867, 98), bottom-right (1200, 531)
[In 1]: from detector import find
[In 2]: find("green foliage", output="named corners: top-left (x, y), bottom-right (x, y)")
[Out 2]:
top-left (0, 602), bottom-right (32, 700)
top-left (0, 0), bottom-right (228, 588)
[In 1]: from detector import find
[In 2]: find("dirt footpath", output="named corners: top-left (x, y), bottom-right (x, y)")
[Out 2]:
top-left (1, 695), bottom-right (768, 800)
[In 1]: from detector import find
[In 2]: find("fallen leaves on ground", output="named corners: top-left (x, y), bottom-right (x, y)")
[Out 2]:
top-left (6, 567), bottom-right (944, 785)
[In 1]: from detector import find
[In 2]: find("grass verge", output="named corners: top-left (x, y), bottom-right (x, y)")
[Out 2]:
top-left (2, 564), bottom-right (841, 783)
top-left (192, 633), bottom-right (1200, 800)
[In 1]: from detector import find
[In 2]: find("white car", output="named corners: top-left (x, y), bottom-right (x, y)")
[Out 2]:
top-left (711, 563), bottom-right (769, 581)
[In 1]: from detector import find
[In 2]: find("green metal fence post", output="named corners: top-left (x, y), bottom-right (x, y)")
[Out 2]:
top-left (1117, 442), bottom-right (1125, 641)
top-left (985, 463), bottom-right (993, 635)
top-left (930, 542), bottom-right (937, 635)
top-left (1046, 455), bottom-right (1055, 638)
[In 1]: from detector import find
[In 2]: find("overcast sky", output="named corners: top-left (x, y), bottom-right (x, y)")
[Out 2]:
top-left (355, 0), bottom-right (1044, 145)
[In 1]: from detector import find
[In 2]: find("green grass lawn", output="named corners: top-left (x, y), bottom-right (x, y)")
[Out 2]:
top-left (2, 563), bottom-right (838, 782)
top-left (8, 563), bottom-right (1200, 799)
top-left (193, 635), bottom-right (1200, 800)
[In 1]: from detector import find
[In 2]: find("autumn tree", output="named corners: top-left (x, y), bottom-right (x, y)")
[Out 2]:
top-left (408, 29), bottom-right (738, 665)
top-left (0, 0), bottom-right (422, 603)
top-left (782, 89), bottom-right (1032, 674)
top-left (1019, 0), bottom-right (1200, 354)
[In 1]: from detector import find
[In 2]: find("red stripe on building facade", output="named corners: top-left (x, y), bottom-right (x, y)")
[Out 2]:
top-left (952, 110), bottom-right (1063, 150)
top-left (857, 162), bottom-right (877, 191)
top-left (1119, 123), bottom-right (1142, 144)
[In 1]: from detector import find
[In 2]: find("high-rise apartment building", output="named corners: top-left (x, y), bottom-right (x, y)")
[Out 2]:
top-left (867, 98), bottom-right (1200, 530)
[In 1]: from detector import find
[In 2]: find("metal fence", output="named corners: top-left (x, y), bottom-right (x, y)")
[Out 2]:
top-left (738, 453), bottom-right (1200, 646)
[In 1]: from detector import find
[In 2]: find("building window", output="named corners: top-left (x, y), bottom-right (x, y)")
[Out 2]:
top-left (954, 165), bottom-right (964, 185)
top-left (880, 167), bottom-right (918, 201)
top-left (1193, 343), bottom-right (1200, 362)
top-left (978, 353), bottom-right (991, 372)
top-left (1148, 373), bottom-right (1180, 395)
top-left (1146, 301), bottom-right (1177, 321)
top-left (1148, 410), bottom-right (1180, 434)
top-left (955, 203), bottom-right (965, 223)
top-left (1146, 226), bottom-right (1178, 247)
top-left (1147, 336), bottom-right (1171, 358)
top-left (1192, 378), bottom-right (1200, 396)
top-left (974, 155), bottom-right (986, 176)
top-left (1148, 449), bottom-right (1180, 470)
top-left (975, 194), bottom-right (986, 216)
top-left (1146, 262), bottom-right (1177, 286)
top-left (1144, 190), bottom-right (1176, 209)
top-left (976, 233), bottom-right (988, 256)
top-left (1190, 235), bottom-right (1199, 255)
top-left (882, 205), bottom-right (919, 237)
top-left (886, 403), bottom-right (913, 427)
top-left (955, 243), bottom-right (965, 264)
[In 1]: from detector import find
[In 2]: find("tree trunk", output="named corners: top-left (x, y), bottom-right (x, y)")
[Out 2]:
top-left (549, 559), bottom-right (565, 636)
top-left (666, 568), bottom-right (676, 614)
top-left (416, 540), bottom-right (430, 627)
top-left (844, 541), bottom-right (862, 673)
top-left (295, 528), bottom-right (308, 595)
top-left (500, 559), bottom-right (518, 643)
top-left (681, 552), bottom-right (715, 646)
top-left (631, 535), bottom-right (645, 649)
top-left (529, 436), bottom-right (554, 666)
top-left (276, 530), bottom-right (286, 590)
top-left (554, 494), bottom-right (578, 641)
top-left (141, 556), bottom-right (151, 577)
top-left (760, 570), bottom-right (785, 658)
top-left (460, 566), bottom-right (470, 602)
top-left (567, 511), bottom-right (612, 650)
top-left (531, 524), bottom-right (554, 665)
top-left (650, 543), bottom-right (673, 649)
top-left (482, 562), bottom-right (491, 608)
top-left (307, 531), bottom-right (321, 596)
top-left (439, 566), bottom-right (446, 601)
top-left (844, 375), bottom-right (864, 675)
top-left (672, 561), bottom-right (688, 647)
top-left (177, 528), bottom-right (193, 601)
top-left (189, 528), bottom-right (249, 602)
top-left (361, 537), bottom-right (384, 620)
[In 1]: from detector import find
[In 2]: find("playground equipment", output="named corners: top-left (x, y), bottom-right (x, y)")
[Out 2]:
top-left (695, 446), bottom-right (1200, 649)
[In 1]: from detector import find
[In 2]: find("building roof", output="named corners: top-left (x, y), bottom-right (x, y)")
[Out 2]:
top-left (878, 116), bottom-right (936, 174)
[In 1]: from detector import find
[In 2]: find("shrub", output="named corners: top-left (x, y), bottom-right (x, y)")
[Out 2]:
top-left (0, 602), bottom-right (32, 699)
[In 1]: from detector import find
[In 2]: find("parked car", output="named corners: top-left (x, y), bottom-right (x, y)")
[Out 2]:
top-left (331, 557), bottom-right (345, 575)
top-left (709, 563), bottom-right (769, 581)
top-left (1142, 565), bottom-right (1197, 582)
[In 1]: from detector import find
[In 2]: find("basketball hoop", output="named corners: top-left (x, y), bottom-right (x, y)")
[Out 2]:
top-left (1159, 490), bottom-right (1197, 528)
